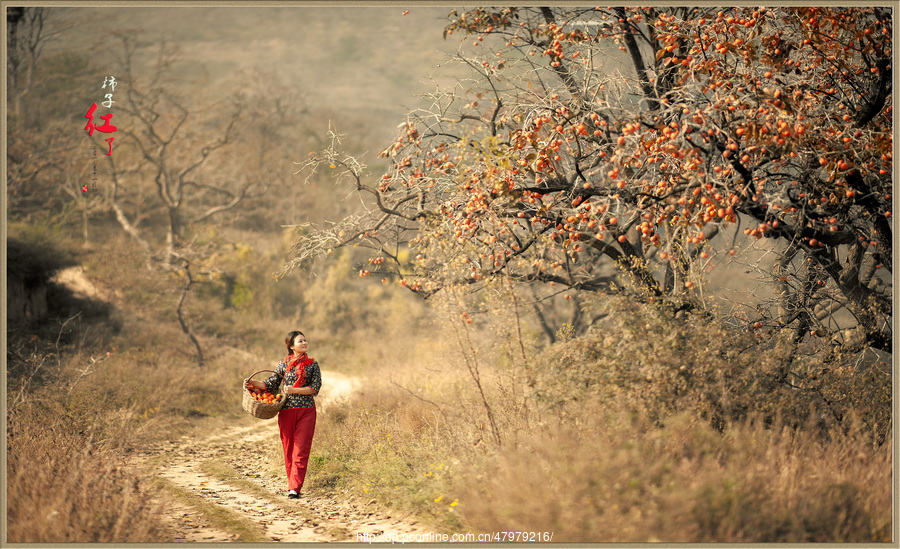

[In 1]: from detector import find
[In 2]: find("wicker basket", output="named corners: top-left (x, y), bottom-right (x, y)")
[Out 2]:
top-left (242, 369), bottom-right (286, 419)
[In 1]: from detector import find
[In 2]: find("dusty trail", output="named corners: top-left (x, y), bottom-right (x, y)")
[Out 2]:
top-left (140, 371), bottom-right (428, 542)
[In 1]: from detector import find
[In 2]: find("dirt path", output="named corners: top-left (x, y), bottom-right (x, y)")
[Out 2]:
top-left (140, 371), bottom-right (429, 542)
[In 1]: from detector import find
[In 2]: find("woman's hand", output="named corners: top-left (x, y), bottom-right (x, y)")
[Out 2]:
top-left (244, 379), bottom-right (264, 391)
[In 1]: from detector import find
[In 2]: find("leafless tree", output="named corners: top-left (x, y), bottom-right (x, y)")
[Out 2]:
top-left (102, 35), bottom-right (266, 267)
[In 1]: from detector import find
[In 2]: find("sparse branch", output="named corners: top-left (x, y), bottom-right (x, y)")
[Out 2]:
top-left (171, 258), bottom-right (204, 367)
top-left (106, 154), bottom-right (153, 255)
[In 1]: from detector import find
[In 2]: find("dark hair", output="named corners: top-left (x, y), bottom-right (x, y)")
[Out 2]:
top-left (285, 330), bottom-right (305, 354)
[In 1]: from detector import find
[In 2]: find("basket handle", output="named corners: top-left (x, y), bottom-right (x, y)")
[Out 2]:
top-left (244, 369), bottom-right (283, 388)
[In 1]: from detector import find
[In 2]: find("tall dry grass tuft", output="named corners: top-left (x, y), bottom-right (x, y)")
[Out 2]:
top-left (531, 294), bottom-right (891, 440)
top-left (307, 375), bottom-right (473, 532)
top-left (7, 390), bottom-right (170, 542)
top-left (5, 303), bottom-right (251, 542)
top-left (458, 407), bottom-right (891, 542)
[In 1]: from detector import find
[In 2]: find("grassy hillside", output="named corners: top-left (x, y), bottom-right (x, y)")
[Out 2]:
top-left (304, 292), bottom-right (892, 542)
top-left (5, 213), bottom-right (429, 541)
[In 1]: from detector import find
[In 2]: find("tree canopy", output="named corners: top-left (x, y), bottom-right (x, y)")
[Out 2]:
top-left (288, 6), bottom-right (892, 352)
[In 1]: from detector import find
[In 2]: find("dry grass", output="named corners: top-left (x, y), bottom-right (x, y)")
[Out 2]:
top-left (459, 408), bottom-right (891, 542)
top-left (6, 390), bottom-right (171, 542)
top-left (312, 373), bottom-right (892, 542)
top-left (306, 397), bottom-right (466, 532)
top-left (304, 292), bottom-right (893, 543)
top-left (4, 278), bottom-right (256, 543)
top-left (4, 327), bottom-right (270, 543)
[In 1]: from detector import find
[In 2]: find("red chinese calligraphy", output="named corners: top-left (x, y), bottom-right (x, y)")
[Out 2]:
top-left (84, 103), bottom-right (118, 136)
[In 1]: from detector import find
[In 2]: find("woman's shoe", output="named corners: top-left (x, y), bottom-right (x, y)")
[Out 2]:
top-left (288, 490), bottom-right (300, 499)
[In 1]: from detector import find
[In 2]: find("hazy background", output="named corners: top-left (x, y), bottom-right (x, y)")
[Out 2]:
top-left (8, 4), bottom-right (471, 273)
top-left (47, 5), bottom-right (456, 145)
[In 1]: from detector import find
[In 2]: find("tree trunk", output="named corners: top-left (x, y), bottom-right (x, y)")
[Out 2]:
top-left (176, 265), bottom-right (204, 367)
top-left (165, 207), bottom-right (181, 267)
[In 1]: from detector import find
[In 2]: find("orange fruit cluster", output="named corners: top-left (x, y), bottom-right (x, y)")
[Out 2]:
top-left (249, 387), bottom-right (282, 404)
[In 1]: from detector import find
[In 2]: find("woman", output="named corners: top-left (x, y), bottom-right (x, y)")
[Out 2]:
top-left (244, 330), bottom-right (322, 499)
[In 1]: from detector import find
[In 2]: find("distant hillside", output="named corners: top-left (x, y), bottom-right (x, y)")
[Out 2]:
top-left (44, 5), bottom-right (459, 145)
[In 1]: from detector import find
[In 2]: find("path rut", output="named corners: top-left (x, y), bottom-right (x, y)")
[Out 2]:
top-left (140, 371), bottom-right (428, 542)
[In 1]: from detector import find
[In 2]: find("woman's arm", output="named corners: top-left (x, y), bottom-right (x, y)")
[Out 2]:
top-left (245, 379), bottom-right (266, 391)
top-left (245, 365), bottom-right (284, 393)
top-left (307, 361), bottom-right (322, 396)
top-left (284, 362), bottom-right (321, 395)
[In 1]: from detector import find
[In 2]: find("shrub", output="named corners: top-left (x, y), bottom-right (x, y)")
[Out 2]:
top-left (530, 295), bottom-right (890, 439)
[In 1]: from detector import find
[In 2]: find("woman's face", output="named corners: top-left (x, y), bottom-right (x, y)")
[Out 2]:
top-left (291, 334), bottom-right (308, 355)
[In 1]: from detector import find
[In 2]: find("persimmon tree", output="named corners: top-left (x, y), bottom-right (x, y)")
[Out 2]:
top-left (287, 6), bottom-right (891, 353)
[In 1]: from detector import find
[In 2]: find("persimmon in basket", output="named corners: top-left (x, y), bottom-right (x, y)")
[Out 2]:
top-left (249, 386), bottom-right (282, 404)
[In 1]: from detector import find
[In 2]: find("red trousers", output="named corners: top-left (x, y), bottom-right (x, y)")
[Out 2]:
top-left (277, 406), bottom-right (316, 492)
